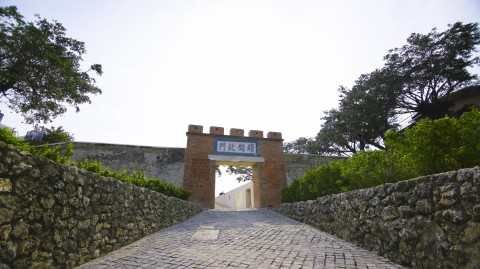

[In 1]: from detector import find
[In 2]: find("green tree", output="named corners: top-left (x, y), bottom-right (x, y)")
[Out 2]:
top-left (226, 165), bottom-right (252, 183)
top-left (283, 137), bottom-right (317, 154)
top-left (34, 125), bottom-right (74, 144)
top-left (340, 150), bottom-right (398, 190)
top-left (288, 22), bottom-right (479, 155)
top-left (313, 69), bottom-right (399, 155)
top-left (282, 108), bottom-right (480, 203)
top-left (0, 126), bottom-right (73, 164)
top-left (0, 6), bottom-right (102, 124)
top-left (384, 22), bottom-right (480, 120)
top-left (281, 161), bottom-right (345, 203)
top-left (385, 108), bottom-right (480, 177)
top-left (0, 126), bottom-right (32, 152)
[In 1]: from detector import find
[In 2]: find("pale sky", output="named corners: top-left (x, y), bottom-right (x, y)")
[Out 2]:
top-left (1, 1), bottom-right (479, 195)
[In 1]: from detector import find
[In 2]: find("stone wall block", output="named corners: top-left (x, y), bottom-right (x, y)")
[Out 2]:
top-left (376, 183), bottom-right (390, 198)
top-left (399, 227), bottom-right (418, 244)
top-left (438, 183), bottom-right (460, 208)
top-left (474, 167), bottom-right (480, 186)
top-left (278, 166), bottom-right (480, 268)
top-left (435, 209), bottom-right (468, 223)
top-left (416, 199), bottom-right (434, 215)
top-left (460, 181), bottom-right (476, 200)
top-left (0, 142), bottom-right (202, 268)
top-left (1, 240), bottom-right (16, 262)
top-left (456, 168), bottom-right (473, 182)
top-left (0, 178), bottom-right (12, 193)
top-left (391, 191), bottom-right (407, 206)
top-left (471, 205), bottom-right (480, 222)
top-left (398, 205), bottom-right (414, 218)
top-left (413, 181), bottom-right (433, 199)
top-left (462, 221), bottom-right (480, 245)
top-left (368, 196), bottom-right (380, 208)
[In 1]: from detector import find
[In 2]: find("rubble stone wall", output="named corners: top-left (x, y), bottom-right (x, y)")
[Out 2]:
top-left (56, 142), bottom-right (340, 188)
top-left (278, 167), bottom-right (480, 269)
top-left (284, 154), bottom-right (345, 185)
top-left (0, 142), bottom-right (203, 268)
top-left (61, 142), bottom-right (186, 187)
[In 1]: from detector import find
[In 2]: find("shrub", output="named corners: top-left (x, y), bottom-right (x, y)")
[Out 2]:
top-left (0, 127), bottom-right (72, 163)
top-left (0, 129), bottom-right (191, 200)
top-left (75, 159), bottom-right (191, 200)
top-left (39, 126), bottom-right (74, 144)
top-left (341, 150), bottom-right (397, 189)
top-left (0, 127), bottom-right (33, 152)
top-left (282, 161), bottom-right (345, 203)
top-left (36, 143), bottom-right (74, 164)
top-left (385, 108), bottom-right (480, 177)
top-left (282, 108), bottom-right (480, 203)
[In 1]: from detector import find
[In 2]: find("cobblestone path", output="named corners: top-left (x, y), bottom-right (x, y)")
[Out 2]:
top-left (78, 209), bottom-right (407, 269)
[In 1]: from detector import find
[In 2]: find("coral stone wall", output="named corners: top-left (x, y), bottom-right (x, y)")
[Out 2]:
top-left (55, 142), bottom-right (338, 189)
top-left (0, 142), bottom-right (203, 268)
top-left (278, 167), bottom-right (480, 269)
top-left (61, 142), bottom-right (186, 187)
top-left (284, 154), bottom-right (345, 185)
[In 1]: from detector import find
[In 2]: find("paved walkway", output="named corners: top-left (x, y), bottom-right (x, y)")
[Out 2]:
top-left (78, 209), bottom-right (407, 269)
top-left (214, 203), bottom-right (233, 210)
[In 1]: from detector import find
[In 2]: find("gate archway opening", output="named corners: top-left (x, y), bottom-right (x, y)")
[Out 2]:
top-left (215, 164), bottom-right (254, 210)
top-left (183, 125), bottom-right (287, 209)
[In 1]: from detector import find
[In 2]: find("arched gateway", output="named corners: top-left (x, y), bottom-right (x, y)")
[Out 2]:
top-left (183, 125), bottom-right (287, 208)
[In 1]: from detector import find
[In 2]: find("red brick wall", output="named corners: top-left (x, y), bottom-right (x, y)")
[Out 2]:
top-left (183, 125), bottom-right (287, 208)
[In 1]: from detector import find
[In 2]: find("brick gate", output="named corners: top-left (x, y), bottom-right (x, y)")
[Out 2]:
top-left (183, 125), bottom-right (287, 208)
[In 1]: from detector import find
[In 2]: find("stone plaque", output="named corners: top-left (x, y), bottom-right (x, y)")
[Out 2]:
top-left (214, 137), bottom-right (259, 156)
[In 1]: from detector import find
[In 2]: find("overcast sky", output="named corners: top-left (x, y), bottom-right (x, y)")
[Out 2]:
top-left (2, 0), bottom-right (479, 147)
top-left (1, 1), bottom-right (479, 194)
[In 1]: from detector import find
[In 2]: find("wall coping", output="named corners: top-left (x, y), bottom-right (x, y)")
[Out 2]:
top-left (50, 141), bottom-right (186, 151)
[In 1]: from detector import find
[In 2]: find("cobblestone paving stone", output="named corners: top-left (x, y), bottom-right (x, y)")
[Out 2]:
top-left (78, 209), bottom-right (408, 269)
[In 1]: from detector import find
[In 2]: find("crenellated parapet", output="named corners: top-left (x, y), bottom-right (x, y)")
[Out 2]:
top-left (187, 124), bottom-right (282, 140)
top-left (184, 124), bottom-right (286, 208)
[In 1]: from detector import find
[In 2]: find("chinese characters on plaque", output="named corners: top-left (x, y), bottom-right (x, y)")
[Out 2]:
top-left (215, 138), bottom-right (259, 156)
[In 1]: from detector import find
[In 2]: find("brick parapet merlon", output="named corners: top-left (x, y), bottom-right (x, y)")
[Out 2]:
top-left (186, 124), bottom-right (283, 140)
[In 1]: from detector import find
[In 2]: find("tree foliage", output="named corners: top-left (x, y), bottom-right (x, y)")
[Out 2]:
top-left (285, 22), bottom-right (480, 156)
top-left (384, 108), bottom-right (480, 177)
top-left (0, 126), bottom-right (73, 164)
top-left (0, 127), bottom-right (191, 200)
top-left (282, 108), bottom-right (480, 203)
top-left (76, 160), bottom-right (191, 200)
top-left (33, 125), bottom-right (74, 144)
top-left (282, 161), bottom-right (345, 203)
top-left (384, 22), bottom-right (480, 119)
top-left (287, 69), bottom-right (399, 155)
top-left (226, 165), bottom-right (252, 183)
top-left (0, 6), bottom-right (102, 124)
top-left (283, 137), bottom-right (317, 154)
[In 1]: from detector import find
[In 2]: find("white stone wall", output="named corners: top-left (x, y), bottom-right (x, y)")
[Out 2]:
top-left (215, 181), bottom-right (254, 209)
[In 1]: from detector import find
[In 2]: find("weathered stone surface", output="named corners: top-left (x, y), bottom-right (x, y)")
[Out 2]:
top-left (438, 183), bottom-right (460, 207)
top-left (0, 208), bottom-right (13, 225)
top-left (278, 166), bottom-right (480, 269)
top-left (416, 199), bottom-right (434, 215)
top-left (78, 209), bottom-right (407, 269)
top-left (0, 141), bottom-right (202, 268)
top-left (54, 142), bottom-right (343, 188)
top-left (0, 178), bottom-right (12, 192)
top-left (56, 142), bottom-right (187, 187)
top-left (381, 205), bottom-right (399, 221)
